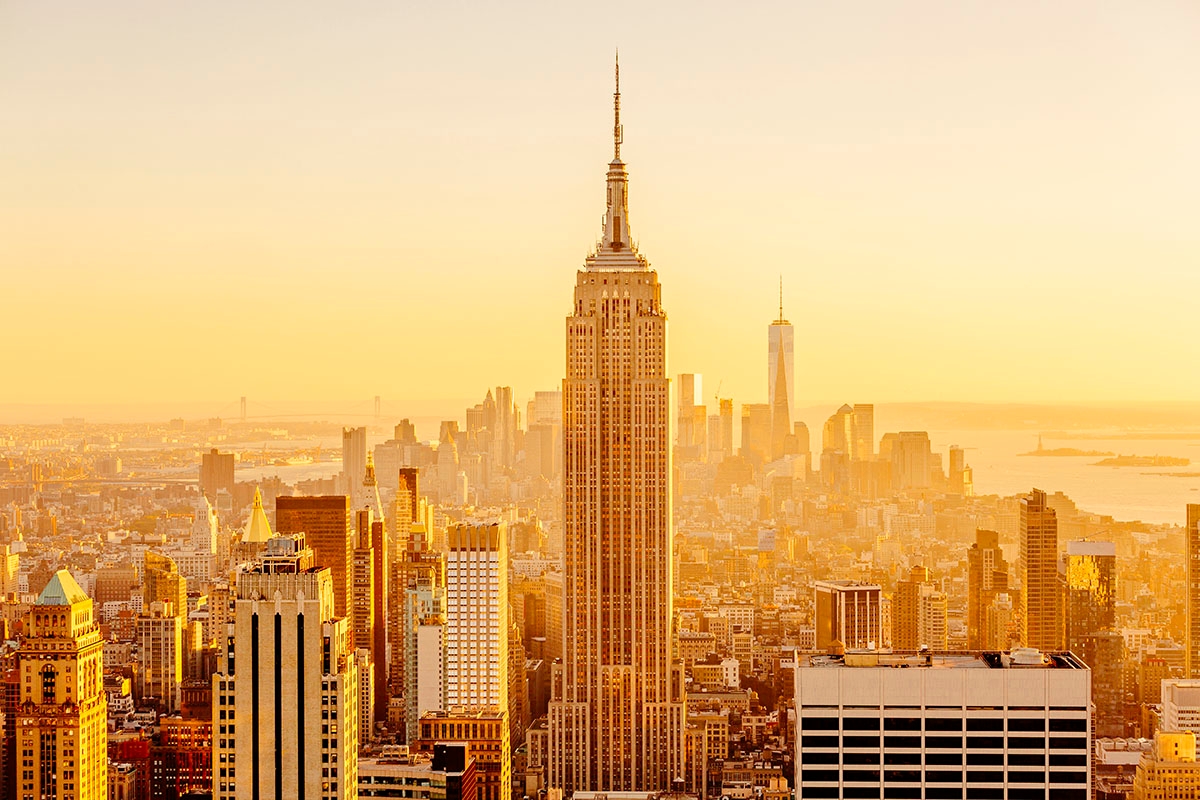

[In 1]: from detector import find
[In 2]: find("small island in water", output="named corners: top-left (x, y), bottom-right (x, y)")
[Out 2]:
top-left (1019, 436), bottom-right (1113, 458)
top-left (1093, 455), bottom-right (1191, 468)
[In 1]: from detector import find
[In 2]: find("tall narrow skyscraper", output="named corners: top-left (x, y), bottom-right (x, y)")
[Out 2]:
top-left (1019, 488), bottom-right (1063, 652)
top-left (548, 58), bottom-right (686, 792)
top-left (768, 280), bottom-right (794, 460)
top-left (1187, 505), bottom-right (1200, 678)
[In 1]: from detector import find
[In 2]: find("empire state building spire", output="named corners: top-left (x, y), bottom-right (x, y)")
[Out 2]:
top-left (613, 50), bottom-right (623, 162)
top-left (593, 52), bottom-right (644, 267)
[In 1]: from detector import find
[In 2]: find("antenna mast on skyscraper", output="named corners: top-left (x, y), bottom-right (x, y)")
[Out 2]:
top-left (613, 49), bottom-right (623, 161)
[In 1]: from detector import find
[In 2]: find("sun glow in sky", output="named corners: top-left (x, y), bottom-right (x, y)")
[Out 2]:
top-left (2, 1), bottom-right (1198, 416)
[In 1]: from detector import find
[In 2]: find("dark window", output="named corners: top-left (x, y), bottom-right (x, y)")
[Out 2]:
top-left (800, 787), bottom-right (839, 799)
top-left (1008, 718), bottom-right (1045, 731)
top-left (925, 771), bottom-right (962, 782)
top-left (1006, 790), bottom-right (1046, 800)
top-left (802, 717), bottom-right (838, 730)
top-left (843, 751), bottom-right (879, 765)
top-left (843, 769), bottom-right (881, 783)
top-left (1049, 753), bottom-right (1087, 767)
top-left (844, 717), bottom-right (880, 730)
top-left (925, 789), bottom-right (962, 800)
top-left (1049, 772), bottom-right (1089, 785)
top-left (801, 769), bottom-right (840, 783)
top-left (842, 788), bottom-right (878, 800)
top-left (884, 769), bottom-right (921, 783)
top-left (1008, 771), bottom-right (1046, 783)
top-left (884, 717), bottom-right (921, 731)
top-left (966, 718), bottom-right (1003, 731)
top-left (966, 752), bottom-right (1003, 766)
top-left (803, 752), bottom-right (838, 764)
top-left (1049, 718), bottom-right (1088, 732)
top-left (1049, 736), bottom-right (1088, 750)
top-left (966, 736), bottom-right (1004, 750)
top-left (843, 735), bottom-right (881, 749)
top-left (926, 718), bottom-right (962, 731)
top-left (1008, 737), bottom-right (1046, 749)
top-left (925, 736), bottom-right (963, 749)
top-left (965, 790), bottom-right (1003, 800)
top-left (802, 735), bottom-right (839, 749)
top-left (1008, 753), bottom-right (1045, 767)
top-left (883, 735), bottom-right (921, 749)
top-left (883, 752), bottom-right (921, 766)
top-left (1048, 791), bottom-right (1086, 800)
top-left (965, 771), bottom-right (1003, 783)
top-left (883, 787), bottom-right (921, 799)
top-left (926, 752), bottom-right (963, 766)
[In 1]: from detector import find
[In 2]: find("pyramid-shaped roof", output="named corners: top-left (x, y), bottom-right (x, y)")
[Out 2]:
top-left (244, 486), bottom-right (273, 544)
top-left (36, 569), bottom-right (89, 606)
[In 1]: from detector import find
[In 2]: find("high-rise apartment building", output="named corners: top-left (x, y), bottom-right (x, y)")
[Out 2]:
top-left (768, 293), bottom-right (794, 460)
top-left (17, 571), bottom-right (108, 800)
top-left (276, 495), bottom-right (354, 644)
top-left (199, 449), bottom-right (235, 504)
top-left (967, 529), bottom-right (1010, 650)
top-left (212, 533), bottom-right (359, 800)
top-left (892, 566), bottom-right (948, 651)
top-left (814, 581), bottom-right (883, 651)
top-left (794, 649), bottom-right (1091, 799)
top-left (343, 426), bottom-right (367, 501)
top-left (1020, 488), bottom-right (1063, 652)
top-left (402, 530), bottom-right (447, 743)
top-left (548, 60), bottom-right (686, 792)
top-left (134, 601), bottom-right (183, 713)
top-left (1187, 505), bottom-right (1200, 678)
top-left (445, 522), bottom-right (508, 712)
top-left (353, 507), bottom-right (386, 726)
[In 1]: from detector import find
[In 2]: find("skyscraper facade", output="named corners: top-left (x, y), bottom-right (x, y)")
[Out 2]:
top-left (1188, 505), bottom-right (1200, 679)
top-left (213, 534), bottom-right (359, 800)
top-left (275, 495), bottom-right (354, 644)
top-left (1020, 488), bottom-right (1063, 652)
top-left (16, 571), bottom-right (108, 800)
top-left (444, 521), bottom-right (508, 712)
top-left (343, 426), bottom-right (367, 501)
top-left (548, 61), bottom-right (686, 792)
top-left (768, 292), bottom-right (793, 460)
top-left (967, 529), bottom-right (1010, 650)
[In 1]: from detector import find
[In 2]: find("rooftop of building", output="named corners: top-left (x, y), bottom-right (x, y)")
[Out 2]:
top-left (36, 569), bottom-right (89, 606)
top-left (800, 648), bottom-right (1088, 670)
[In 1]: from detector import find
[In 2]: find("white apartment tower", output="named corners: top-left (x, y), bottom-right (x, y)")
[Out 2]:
top-left (444, 521), bottom-right (509, 711)
top-left (548, 58), bottom-right (687, 792)
top-left (213, 534), bottom-right (359, 800)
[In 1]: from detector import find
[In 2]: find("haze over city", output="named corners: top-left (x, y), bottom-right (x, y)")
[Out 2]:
top-left (3, 1), bottom-right (1199, 410)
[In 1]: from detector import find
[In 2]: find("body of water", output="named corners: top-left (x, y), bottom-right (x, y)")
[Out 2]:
top-left (930, 430), bottom-right (1200, 526)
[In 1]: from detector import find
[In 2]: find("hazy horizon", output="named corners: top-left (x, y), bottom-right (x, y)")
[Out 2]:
top-left (3, 1), bottom-right (1198, 409)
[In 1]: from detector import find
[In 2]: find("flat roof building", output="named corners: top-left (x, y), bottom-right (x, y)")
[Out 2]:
top-left (794, 648), bottom-right (1091, 799)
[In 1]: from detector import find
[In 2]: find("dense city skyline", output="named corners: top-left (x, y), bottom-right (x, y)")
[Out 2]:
top-left (3, 2), bottom-right (1199, 407)
top-left (4, 6), bottom-right (1200, 799)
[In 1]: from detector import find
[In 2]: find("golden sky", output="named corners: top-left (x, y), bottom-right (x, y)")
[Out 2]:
top-left (2, 1), bottom-right (1198, 416)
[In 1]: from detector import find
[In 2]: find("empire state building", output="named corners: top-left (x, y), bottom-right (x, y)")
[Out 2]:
top-left (548, 59), bottom-right (687, 792)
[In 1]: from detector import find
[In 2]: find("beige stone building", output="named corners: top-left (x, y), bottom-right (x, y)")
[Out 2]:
top-left (212, 533), bottom-right (359, 800)
top-left (17, 570), bottom-right (108, 800)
